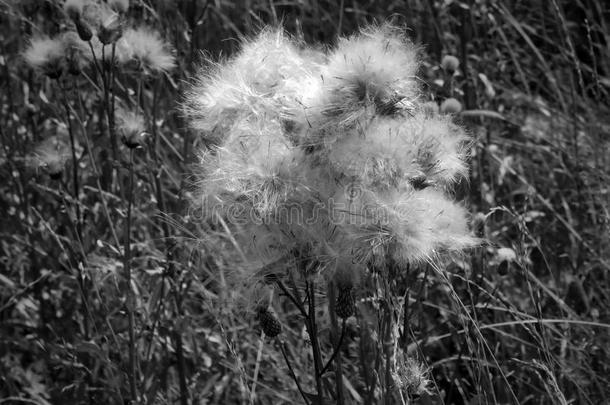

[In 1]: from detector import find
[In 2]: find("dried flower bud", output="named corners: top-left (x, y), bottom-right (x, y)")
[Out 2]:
top-left (441, 55), bottom-right (460, 74)
top-left (98, 13), bottom-right (123, 45)
top-left (256, 307), bottom-right (281, 337)
top-left (75, 18), bottom-right (93, 41)
top-left (440, 98), bottom-right (462, 114)
top-left (335, 284), bottom-right (355, 319)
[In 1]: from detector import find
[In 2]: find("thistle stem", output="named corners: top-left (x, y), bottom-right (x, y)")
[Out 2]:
top-left (124, 149), bottom-right (138, 403)
top-left (306, 280), bottom-right (324, 404)
top-left (278, 339), bottom-right (310, 405)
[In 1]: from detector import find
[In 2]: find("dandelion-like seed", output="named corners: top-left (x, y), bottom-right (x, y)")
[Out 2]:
top-left (122, 27), bottom-right (175, 73)
top-left (441, 54), bottom-right (460, 74)
top-left (62, 31), bottom-right (89, 75)
top-left (28, 134), bottom-right (70, 180)
top-left (116, 107), bottom-right (147, 149)
top-left (185, 24), bottom-right (477, 289)
top-left (24, 37), bottom-right (65, 79)
top-left (440, 97), bottom-right (463, 114)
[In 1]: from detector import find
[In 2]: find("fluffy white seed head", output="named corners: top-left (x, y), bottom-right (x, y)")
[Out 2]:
top-left (24, 37), bottom-right (65, 76)
top-left (186, 25), bottom-right (476, 282)
top-left (121, 27), bottom-right (175, 73)
top-left (306, 24), bottom-right (419, 132)
top-left (184, 28), bottom-right (320, 145)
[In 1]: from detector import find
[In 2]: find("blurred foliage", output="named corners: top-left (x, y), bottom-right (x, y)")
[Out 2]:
top-left (0, 0), bottom-right (609, 404)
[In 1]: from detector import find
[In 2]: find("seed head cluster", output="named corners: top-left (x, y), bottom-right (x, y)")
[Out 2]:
top-left (23, 0), bottom-right (175, 77)
top-left (185, 25), bottom-right (477, 285)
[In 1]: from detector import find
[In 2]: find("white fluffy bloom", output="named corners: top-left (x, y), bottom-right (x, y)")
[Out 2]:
top-left (186, 25), bottom-right (477, 280)
top-left (121, 27), bottom-right (175, 72)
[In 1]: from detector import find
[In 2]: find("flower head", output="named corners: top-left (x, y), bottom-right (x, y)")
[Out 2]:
top-left (121, 27), bottom-right (175, 73)
top-left (441, 54), bottom-right (460, 74)
top-left (116, 107), bottom-right (147, 148)
top-left (24, 36), bottom-right (65, 79)
top-left (27, 130), bottom-right (70, 179)
top-left (61, 31), bottom-right (89, 75)
top-left (440, 97), bottom-right (463, 114)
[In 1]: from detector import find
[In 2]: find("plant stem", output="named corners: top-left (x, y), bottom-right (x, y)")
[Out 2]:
top-left (306, 280), bottom-right (324, 404)
top-left (59, 79), bottom-right (90, 340)
top-left (278, 339), bottom-right (310, 405)
top-left (124, 149), bottom-right (138, 403)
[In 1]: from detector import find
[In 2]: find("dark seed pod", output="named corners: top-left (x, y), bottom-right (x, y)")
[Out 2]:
top-left (257, 307), bottom-right (281, 337)
top-left (335, 285), bottom-right (355, 319)
top-left (75, 18), bottom-right (93, 42)
top-left (497, 260), bottom-right (509, 276)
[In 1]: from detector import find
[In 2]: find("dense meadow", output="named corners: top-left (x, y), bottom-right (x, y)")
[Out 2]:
top-left (0, 1), bottom-right (609, 404)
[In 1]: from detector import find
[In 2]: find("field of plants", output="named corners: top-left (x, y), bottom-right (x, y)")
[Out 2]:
top-left (1, 1), bottom-right (609, 404)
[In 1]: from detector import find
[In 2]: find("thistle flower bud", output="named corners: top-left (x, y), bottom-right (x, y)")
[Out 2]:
top-left (75, 18), bottom-right (93, 41)
top-left (98, 13), bottom-right (122, 45)
top-left (335, 284), bottom-right (355, 319)
top-left (256, 307), bottom-right (281, 337)
top-left (440, 97), bottom-right (462, 114)
top-left (441, 55), bottom-right (460, 74)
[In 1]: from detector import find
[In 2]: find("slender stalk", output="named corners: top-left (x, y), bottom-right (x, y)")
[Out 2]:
top-left (58, 80), bottom-right (90, 340)
top-left (306, 280), bottom-right (324, 404)
top-left (319, 318), bottom-right (347, 378)
top-left (124, 149), bottom-right (138, 403)
top-left (278, 339), bottom-right (310, 405)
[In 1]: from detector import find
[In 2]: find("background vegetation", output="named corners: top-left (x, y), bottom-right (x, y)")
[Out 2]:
top-left (0, 0), bottom-right (609, 404)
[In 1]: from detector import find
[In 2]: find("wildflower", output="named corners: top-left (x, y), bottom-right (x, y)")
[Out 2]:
top-left (61, 31), bottom-right (89, 75)
top-left (28, 134), bottom-right (70, 180)
top-left (186, 25), bottom-right (477, 282)
top-left (256, 306), bottom-right (282, 337)
top-left (184, 28), bottom-right (318, 144)
top-left (334, 265), bottom-right (358, 319)
top-left (392, 355), bottom-right (432, 397)
top-left (121, 27), bottom-right (175, 73)
top-left (314, 24), bottom-right (419, 130)
top-left (95, 7), bottom-right (123, 45)
top-left (24, 37), bottom-right (65, 79)
top-left (116, 107), bottom-right (147, 149)
top-left (441, 54), bottom-right (460, 74)
top-left (440, 97), bottom-right (462, 114)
